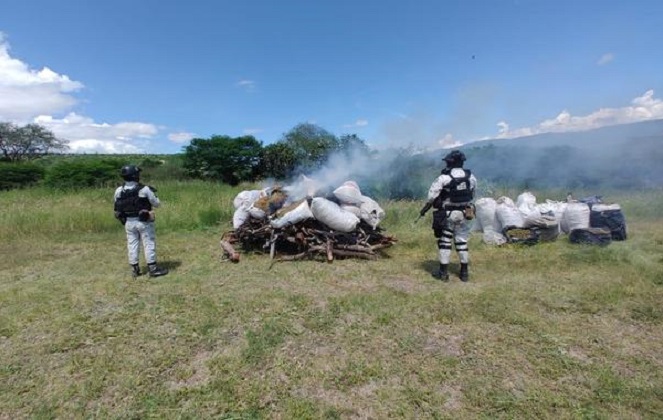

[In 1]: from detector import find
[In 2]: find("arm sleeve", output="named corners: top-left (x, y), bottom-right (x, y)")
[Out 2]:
top-left (141, 186), bottom-right (161, 208)
top-left (427, 175), bottom-right (450, 201)
top-left (470, 174), bottom-right (478, 191)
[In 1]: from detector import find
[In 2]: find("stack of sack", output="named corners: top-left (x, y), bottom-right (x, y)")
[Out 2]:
top-left (474, 193), bottom-right (564, 245)
top-left (564, 198), bottom-right (627, 246)
top-left (232, 180), bottom-right (386, 233)
top-left (472, 191), bottom-right (626, 246)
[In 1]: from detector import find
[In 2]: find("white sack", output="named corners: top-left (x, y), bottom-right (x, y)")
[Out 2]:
top-left (496, 196), bottom-right (525, 228)
top-left (475, 197), bottom-right (507, 245)
top-left (248, 205), bottom-right (267, 220)
top-left (232, 207), bottom-right (250, 229)
top-left (483, 230), bottom-right (507, 246)
top-left (538, 200), bottom-right (567, 226)
top-left (270, 200), bottom-right (314, 229)
top-left (310, 197), bottom-right (360, 233)
top-left (516, 191), bottom-right (540, 222)
top-left (358, 195), bottom-right (386, 229)
top-left (561, 202), bottom-right (590, 233)
top-left (233, 190), bottom-right (264, 210)
top-left (340, 204), bottom-right (361, 217)
top-left (333, 181), bottom-right (363, 205)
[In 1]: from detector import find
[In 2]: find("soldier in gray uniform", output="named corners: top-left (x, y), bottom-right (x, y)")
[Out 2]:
top-left (421, 151), bottom-right (477, 282)
top-left (114, 165), bottom-right (169, 278)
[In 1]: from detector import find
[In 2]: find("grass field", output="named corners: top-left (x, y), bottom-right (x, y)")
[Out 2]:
top-left (1, 183), bottom-right (662, 419)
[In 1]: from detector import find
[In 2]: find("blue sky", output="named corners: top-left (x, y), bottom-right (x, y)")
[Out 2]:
top-left (1, 0), bottom-right (662, 154)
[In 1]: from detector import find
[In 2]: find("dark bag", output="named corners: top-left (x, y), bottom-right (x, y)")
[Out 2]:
top-left (432, 210), bottom-right (447, 237)
top-left (590, 208), bottom-right (627, 241)
top-left (569, 228), bottom-right (612, 246)
top-left (503, 226), bottom-right (540, 246)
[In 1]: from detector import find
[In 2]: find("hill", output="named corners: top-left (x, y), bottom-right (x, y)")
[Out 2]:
top-left (456, 120), bottom-right (663, 190)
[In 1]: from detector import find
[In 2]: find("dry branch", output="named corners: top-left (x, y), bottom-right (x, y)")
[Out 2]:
top-left (225, 217), bottom-right (396, 263)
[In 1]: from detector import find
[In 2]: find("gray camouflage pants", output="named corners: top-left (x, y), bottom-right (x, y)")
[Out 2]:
top-left (435, 210), bottom-right (470, 265)
top-left (125, 218), bottom-right (157, 265)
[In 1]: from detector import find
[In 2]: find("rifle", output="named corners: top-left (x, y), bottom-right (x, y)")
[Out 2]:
top-left (415, 201), bottom-right (433, 224)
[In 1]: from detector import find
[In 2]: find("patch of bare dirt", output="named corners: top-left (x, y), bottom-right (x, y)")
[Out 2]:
top-left (439, 384), bottom-right (463, 411)
top-left (167, 350), bottom-right (213, 390)
top-left (382, 276), bottom-right (428, 294)
top-left (423, 324), bottom-right (465, 357)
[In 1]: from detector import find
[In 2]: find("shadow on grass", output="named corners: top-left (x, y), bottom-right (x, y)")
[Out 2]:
top-left (417, 260), bottom-right (467, 278)
top-left (418, 259), bottom-right (441, 275)
top-left (159, 260), bottom-right (182, 271)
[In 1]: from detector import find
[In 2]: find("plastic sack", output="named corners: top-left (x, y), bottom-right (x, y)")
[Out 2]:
top-left (569, 228), bottom-right (612, 246)
top-left (310, 197), bottom-right (360, 232)
top-left (340, 204), bottom-right (361, 217)
top-left (496, 196), bottom-right (525, 229)
top-left (232, 207), bottom-right (250, 229)
top-left (358, 195), bottom-right (386, 229)
top-left (474, 197), bottom-right (506, 245)
top-left (248, 205), bottom-right (267, 219)
top-left (333, 181), bottom-right (363, 205)
top-left (539, 200), bottom-right (567, 227)
top-left (561, 202), bottom-right (590, 234)
top-left (517, 191), bottom-right (540, 223)
top-left (233, 190), bottom-right (264, 210)
top-left (270, 200), bottom-right (314, 229)
top-left (503, 227), bottom-right (540, 246)
top-left (590, 204), bottom-right (627, 240)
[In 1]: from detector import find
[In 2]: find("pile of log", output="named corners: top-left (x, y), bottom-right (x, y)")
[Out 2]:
top-left (220, 218), bottom-right (396, 264)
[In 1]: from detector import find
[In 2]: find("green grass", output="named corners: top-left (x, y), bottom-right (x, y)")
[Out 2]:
top-left (1, 183), bottom-right (662, 418)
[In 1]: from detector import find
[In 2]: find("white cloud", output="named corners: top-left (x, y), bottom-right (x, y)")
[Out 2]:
top-left (343, 119), bottom-right (368, 129)
top-left (597, 52), bottom-right (614, 66)
top-left (436, 133), bottom-right (463, 149)
top-left (0, 34), bottom-right (83, 120)
top-left (237, 79), bottom-right (256, 92)
top-left (0, 33), bottom-right (186, 154)
top-left (168, 131), bottom-right (195, 143)
top-left (35, 113), bottom-right (158, 153)
top-left (493, 90), bottom-right (663, 139)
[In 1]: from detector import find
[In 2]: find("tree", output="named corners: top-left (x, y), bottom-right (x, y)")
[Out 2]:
top-left (0, 122), bottom-right (67, 161)
top-left (182, 135), bottom-right (262, 185)
top-left (280, 123), bottom-right (339, 172)
top-left (259, 142), bottom-right (297, 180)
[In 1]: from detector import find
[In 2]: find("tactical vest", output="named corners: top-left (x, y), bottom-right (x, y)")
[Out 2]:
top-left (434, 169), bottom-right (474, 208)
top-left (114, 184), bottom-right (152, 217)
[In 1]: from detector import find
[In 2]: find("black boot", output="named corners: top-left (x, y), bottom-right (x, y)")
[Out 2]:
top-left (433, 264), bottom-right (449, 281)
top-left (460, 263), bottom-right (469, 282)
top-left (148, 263), bottom-right (169, 278)
top-left (131, 264), bottom-right (141, 278)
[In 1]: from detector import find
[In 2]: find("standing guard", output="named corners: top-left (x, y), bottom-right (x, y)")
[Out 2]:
top-left (420, 151), bottom-right (477, 281)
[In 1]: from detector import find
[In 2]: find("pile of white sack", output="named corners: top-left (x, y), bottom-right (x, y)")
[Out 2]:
top-left (472, 191), bottom-right (602, 245)
top-left (232, 180), bottom-right (386, 233)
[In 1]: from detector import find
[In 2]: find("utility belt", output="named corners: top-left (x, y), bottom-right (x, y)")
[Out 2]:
top-left (431, 203), bottom-right (475, 234)
top-left (443, 204), bottom-right (468, 212)
top-left (115, 210), bottom-right (155, 225)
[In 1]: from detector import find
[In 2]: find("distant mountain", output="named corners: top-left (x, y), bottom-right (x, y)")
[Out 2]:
top-left (455, 119), bottom-right (663, 190)
top-left (466, 119), bottom-right (663, 151)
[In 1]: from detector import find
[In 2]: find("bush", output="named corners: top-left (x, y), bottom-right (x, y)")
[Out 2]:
top-left (43, 159), bottom-right (122, 189)
top-left (0, 162), bottom-right (46, 190)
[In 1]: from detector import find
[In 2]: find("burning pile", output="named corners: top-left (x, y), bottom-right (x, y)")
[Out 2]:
top-left (220, 177), bottom-right (396, 263)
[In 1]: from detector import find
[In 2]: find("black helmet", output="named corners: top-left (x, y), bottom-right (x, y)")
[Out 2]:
top-left (443, 150), bottom-right (466, 168)
top-left (120, 165), bottom-right (141, 181)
